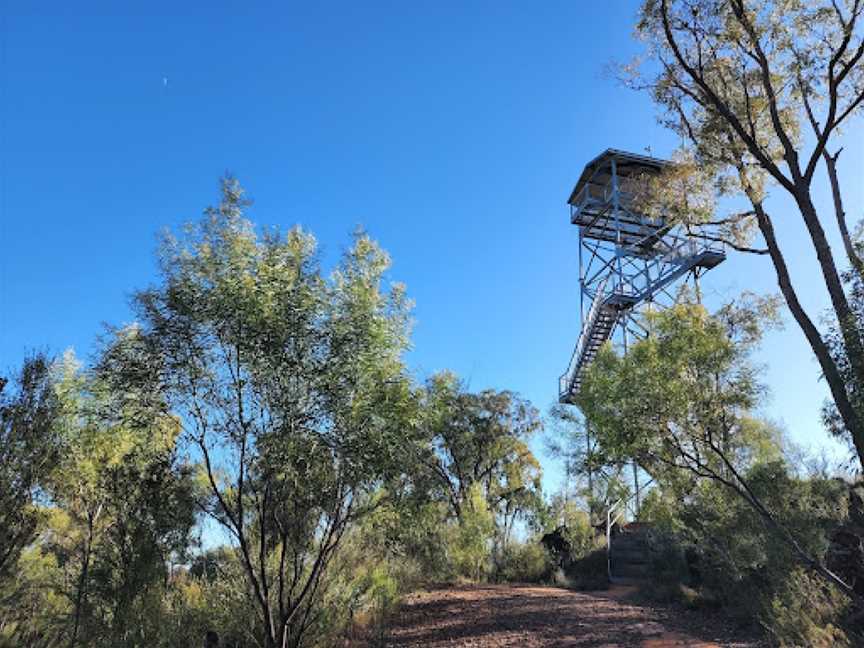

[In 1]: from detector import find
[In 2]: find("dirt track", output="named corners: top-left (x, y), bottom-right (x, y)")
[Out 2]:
top-left (382, 584), bottom-right (760, 648)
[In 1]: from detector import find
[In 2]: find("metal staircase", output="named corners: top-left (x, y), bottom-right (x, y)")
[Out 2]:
top-left (608, 238), bottom-right (725, 306)
top-left (559, 277), bottom-right (620, 404)
top-left (558, 237), bottom-right (724, 404)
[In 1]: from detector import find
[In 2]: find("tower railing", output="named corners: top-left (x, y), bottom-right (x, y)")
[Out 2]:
top-left (570, 177), bottom-right (641, 209)
top-left (606, 498), bottom-right (626, 581)
top-left (607, 236), bottom-right (725, 305)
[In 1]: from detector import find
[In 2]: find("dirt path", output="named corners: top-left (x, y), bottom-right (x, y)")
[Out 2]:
top-left (381, 584), bottom-right (760, 648)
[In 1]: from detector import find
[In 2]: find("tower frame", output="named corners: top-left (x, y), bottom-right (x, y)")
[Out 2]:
top-left (559, 149), bottom-right (726, 404)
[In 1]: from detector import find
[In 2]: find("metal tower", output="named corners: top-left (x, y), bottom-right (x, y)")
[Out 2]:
top-left (559, 149), bottom-right (726, 404)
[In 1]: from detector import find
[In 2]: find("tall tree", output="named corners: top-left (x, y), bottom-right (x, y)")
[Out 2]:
top-left (0, 354), bottom-right (60, 580)
top-left (419, 373), bottom-right (543, 538)
top-left (547, 404), bottom-right (629, 524)
top-left (46, 351), bottom-right (197, 648)
top-left (825, 238), bottom-right (864, 463)
top-left (103, 178), bottom-right (416, 648)
top-left (632, 0), bottom-right (864, 468)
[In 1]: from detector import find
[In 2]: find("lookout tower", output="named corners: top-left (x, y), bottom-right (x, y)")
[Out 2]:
top-left (558, 149), bottom-right (726, 404)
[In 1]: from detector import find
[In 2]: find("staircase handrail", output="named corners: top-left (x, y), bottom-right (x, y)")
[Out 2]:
top-left (559, 275), bottom-right (610, 399)
top-left (606, 499), bottom-right (625, 581)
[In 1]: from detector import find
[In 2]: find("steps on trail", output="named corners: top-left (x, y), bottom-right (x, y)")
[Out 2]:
top-left (609, 523), bottom-right (651, 584)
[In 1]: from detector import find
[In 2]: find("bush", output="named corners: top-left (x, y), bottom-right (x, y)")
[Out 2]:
top-left (449, 484), bottom-right (495, 581)
top-left (496, 542), bottom-right (552, 583)
top-left (645, 530), bottom-right (690, 588)
top-left (159, 552), bottom-right (260, 648)
top-left (541, 501), bottom-right (599, 569)
top-left (637, 462), bottom-right (863, 644)
top-left (564, 548), bottom-right (609, 590)
top-left (765, 567), bottom-right (852, 648)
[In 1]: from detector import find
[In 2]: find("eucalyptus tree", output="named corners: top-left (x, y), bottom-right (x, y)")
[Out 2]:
top-left (101, 178), bottom-right (417, 648)
top-left (631, 0), bottom-right (864, 468)
top-left (419, 373), bottom-right (543, 540)
top-left (825, 236), bottom-right (864, 463)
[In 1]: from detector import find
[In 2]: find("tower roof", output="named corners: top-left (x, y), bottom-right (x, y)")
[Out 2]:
top-left (567, 148), bottom-right (669, 206)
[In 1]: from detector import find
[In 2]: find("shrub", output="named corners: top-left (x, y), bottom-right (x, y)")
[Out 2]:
top-left (496, 542), bottom-right (552, 583)
top-left (565, 548), bottom-right (609, 590)
top-left (637, 462), bottom-right (864, 643)
top-left (762, 567), bottom-right (852, 647)
top-left (540, 502), bottom-right (599, 569)
top-left (450, 484), bottom-right (495, 581)
top-left (645, 529), bottom-right (690, 588)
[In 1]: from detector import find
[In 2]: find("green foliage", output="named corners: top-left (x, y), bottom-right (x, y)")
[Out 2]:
top-left (639, 463), bottom-right (859, 644)
top-left (643, 530), bottom-right (691, 599)
top-left (546, 406), bottom-right (614, 525)
top-left (766, 567), bottom-right (852, 648)
top-left (574, 297), bottom-right (864, 641)
top-left (565, 549), bottom-right (609, 591)
top-left (544, 496), bottom-right (597, 564)
top-left (578, 301), bottom-right (773, 476)
top-left (450, 483), bottom-right (495, 581)
top-left (356, 566), bottom-right (400, 647)
top-left (418, 373), bottom-right (544, 529)
top-left (495, 542), bottom-right (551, 584)
top-left (539, 497), bottom-right (606, 590)
top-left (632, 0), bottom-right (864, 473)
top-left (0, 546), bottom-right (67, 647)
top-left (0, 354), bottom-right (61, 580)
top-left (157, 550), bottom-right (260, 648)
top-left (0, 177), bottom-right (552, 646)
top-left (392, 374), bottom-right (545, 585)
top-left (638, 488), bottom-right (679, 529)
top-left (1, 352), bottom-right (198, 648)
top-left (95, 177), bottom-right (419, 648)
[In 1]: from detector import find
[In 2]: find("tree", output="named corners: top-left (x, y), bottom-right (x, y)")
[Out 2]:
top-left (418, 373), bottom-right (543, 545)
top-left (0, 354), bottom-right (60, 580)
top-left (0, 350), bottom-right (197, 648)
top-left (543, 494), bottom-right (597, 565)
top-left (450, 483), bottom-right (496, 582)
top-left (577, 299), bottom-right (861, 602)
top-left (547, 404), bottom-right (634, 524)
top-left (45, 351), bottom-right (197, 648)
top-left (825, 231), bottom-right (864, 464)
top-left (102, 177), bottom-right (416, 648)
top-left (631, 0), bottom-right (864, 469)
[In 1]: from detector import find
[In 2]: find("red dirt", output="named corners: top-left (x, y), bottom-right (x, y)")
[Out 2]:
top-left (377, 584), bottom-right (761, 648)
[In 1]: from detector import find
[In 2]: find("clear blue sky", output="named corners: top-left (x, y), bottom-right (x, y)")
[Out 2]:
top-left (2, 1), bottom-right (862, 490)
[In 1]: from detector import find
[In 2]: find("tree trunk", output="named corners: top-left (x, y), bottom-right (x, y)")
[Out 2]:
top-left (70, 509), bottom-right (97, 648)
top-left (793, 189), bottom-right (863, 359)
top-left (754, 204), bottom-right (864, 469)
top-left (823, 150), bottom-right (864, 276)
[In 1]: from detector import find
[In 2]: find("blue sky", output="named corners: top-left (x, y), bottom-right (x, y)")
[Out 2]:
top-left (2, 1), bottom-right (862, 491)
